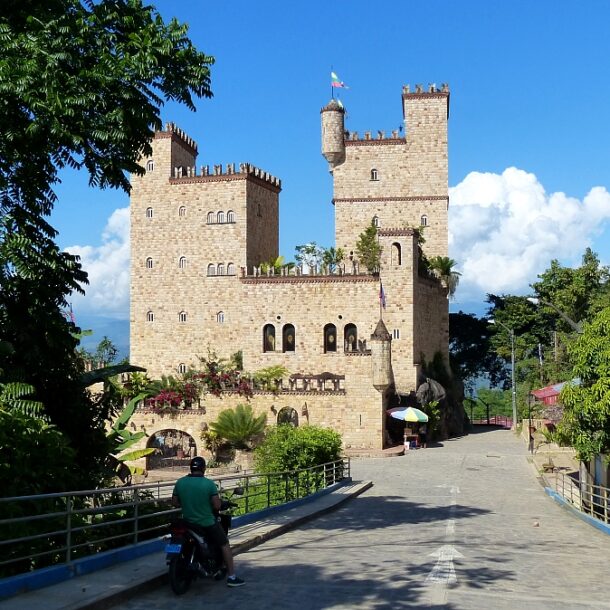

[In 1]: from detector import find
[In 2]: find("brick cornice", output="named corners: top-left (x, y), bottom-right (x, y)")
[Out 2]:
top-left (378, 228), bottom-right (417, 237)
top-left (333, 195), bottom-right (449, 204)
top-left (345, 138), bottom-right (406, 147)
top-left (169, 173), bottom-right (281, 193)
top-left (240, 274), bottom-right (378, 285)
top-left (402, 91), bottom-right (450, 101)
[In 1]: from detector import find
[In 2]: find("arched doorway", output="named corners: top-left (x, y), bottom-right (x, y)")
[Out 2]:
top-left (146, 429), bottom-right (197, 470)
top-left (277, 407), bottom-right (299, 427)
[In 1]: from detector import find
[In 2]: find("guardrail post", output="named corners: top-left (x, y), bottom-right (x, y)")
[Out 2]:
top-left (66, 495), bottom-right (72, 563)
top-left (133, 488), bottom-right (140, 544)
top-left (245, 476), bottom-right (250, 513)
top-left (267, 474), bottom-right (271, 508)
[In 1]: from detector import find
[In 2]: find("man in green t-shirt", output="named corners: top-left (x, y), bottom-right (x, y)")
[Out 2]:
top-left (172, 456), bottom-right (245, 587)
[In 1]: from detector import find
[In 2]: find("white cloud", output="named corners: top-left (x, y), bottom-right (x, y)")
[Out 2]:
top-left (449, 168), bottom-right (610, 304)
top-left (65, 207), bottom-right (130, 319)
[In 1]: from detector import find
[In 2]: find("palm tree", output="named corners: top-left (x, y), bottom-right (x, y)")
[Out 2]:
top-left (428, 256), bottom-right (461, 297)
top-left (210, 404), bottom-right (267, 449)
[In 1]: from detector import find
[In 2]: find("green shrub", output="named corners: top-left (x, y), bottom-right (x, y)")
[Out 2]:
top-left (254, 425), bottom-right (342, 473)
top-left (209, 404), bottom-right (266, 449)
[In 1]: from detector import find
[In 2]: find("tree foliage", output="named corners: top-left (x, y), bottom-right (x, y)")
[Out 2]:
top-left (0, 0), bottom-right (214, 490)
top-left (209, 404), bottom-right (267, 450)
top-left (254, 425), bottom-right (342, 473)
top-left (428, 256), bottom-right (461, 297)
top-left (355, 220), bottom-right (381, 273)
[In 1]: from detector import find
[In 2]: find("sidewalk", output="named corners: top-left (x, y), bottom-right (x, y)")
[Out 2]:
top-left (0, 480), bottom-right (371, 610)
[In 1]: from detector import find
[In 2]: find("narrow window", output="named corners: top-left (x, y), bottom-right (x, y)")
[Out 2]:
top-left (344, 323), bottom-right (358, 352)
top-left (263, 324), bottom-right (276, 352)
top-left (146, 257), bottom-right (153, 269)
top-left (146, 311), bottom-right (154, 322)
top-left (179, 206), bottom-right (186, 217)
top-left (227, 210), bottom-right (236, 223)
top-left (391, 242), bottom-right (402, 266)
top-left (283, 324), bottom-right (296, 352)
top-left (324, 323), bottom-right (337, 353)
top-left (217, 311), bottom-right (225, 324)
top-left (420, 214), bottom-right (428, 227)
top-left (146, 207), bottom-right (153, 219)
top-left (227, 262), bottom-right (235, 275)
top-left (370, 168), bottom-right (379, 181)
top-left (217, 211), bottom-right (225, 224)
top-left (393, 329), bottom-right (400, 340)
top-left (178, 363), bottom-right (187, 374)
top-left (179, 256), bottom-right (187, 269)
top-left (207, 264), bottom-right (216, 276)
top-left (146, 160), bottom-right (154, 172)
top-left (217, 263), bottom-right (225, 276)
top-left (179, 311), bottom-right (187, 323)
top-left (372, 215), bottom-right (380, 228)
top-left (207, 211), bottom-right (214, 224)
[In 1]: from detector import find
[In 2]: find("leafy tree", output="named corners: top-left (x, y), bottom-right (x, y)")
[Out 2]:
top-left (253, 365), bottom-right (289, 392)
top-left (428, 256), bottom-right (461, 297)
top-left (254, 425), bottom-right (342, 473)
top-left (260, 256), bottom-right (294, 274)
top-left (449, 311), bottom-right (508, 391)
top-left (94, 336), bottom-right (119, 368)
top-left (322, 247), bottom-right (344, 273)
top-left (0, 0), bottom-right (214, 489)
top-left (210, 404), bottom-right (267, 450)
top-left (355, 220), bottom-right (382, 273)
top-left (295, 242), bottom-right (323, 271)
top-left (559, 307), bottom-right (610, 461)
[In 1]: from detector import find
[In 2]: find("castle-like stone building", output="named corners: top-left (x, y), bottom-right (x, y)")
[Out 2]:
top-left (129, 83), bottom-right (450, 452)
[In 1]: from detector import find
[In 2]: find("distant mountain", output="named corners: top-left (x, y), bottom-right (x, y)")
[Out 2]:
top-left (76, 314), bottom-right (129, 362)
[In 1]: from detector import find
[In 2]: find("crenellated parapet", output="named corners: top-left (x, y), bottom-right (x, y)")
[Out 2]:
top-left (402, 82), bottom-right (450, 97)
top-left (154, 122), bottom-right (198, 155)
top-left (344, 129), bottom-right (405, 146)
top-left (169, 161), bottom-right (281, 190)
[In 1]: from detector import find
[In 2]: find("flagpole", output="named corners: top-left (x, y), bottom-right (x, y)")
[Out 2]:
top-left (330, 65), bottom-right (334, 99)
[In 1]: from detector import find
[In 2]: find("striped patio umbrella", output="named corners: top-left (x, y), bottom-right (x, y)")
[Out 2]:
top-left (387, 406), bottom-right (429, 423)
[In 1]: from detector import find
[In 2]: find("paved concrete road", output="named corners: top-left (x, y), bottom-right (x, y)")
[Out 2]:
top-left (120, 429), bottom-right (610, 609)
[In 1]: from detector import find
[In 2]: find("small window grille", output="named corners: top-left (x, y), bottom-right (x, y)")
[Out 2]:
top-left (217, 311), bottom-right (225, 323)
top-left (227, 262), bottom-right (235, 275)
top-left (146, 257), bottom-right (153, 269)
top-left (179, 311), bottom-right (187, 323)
top-left (372, 215), bottom-right (380, 227)
top-left (146, 207), bottom-right (153, 219)
top-left (178, 363), bottom-right (187, 374)
top-left (146, 311), bottom-right (154, 322)
top-left (179, 206), bottom-right (186, 217)
top-left (370, 168), bottom-right (379, 181)
top-left (179, 256), bottom-right (187, 269)
top-left (207, 211), bottom-right (214, 224)
top-left (146, 160), bottom-right (154, 172)
top-left (420, 215), bottom-right (428, 227)
top-left (217, 263), bottom-right (225, 276)
top-left (207, 264), bottom-right (216, 276)
top-left (393, 329), bottom-right (400, 340)
top-left (217, 211), bottom-right (225, 223)
top-left (227, 210), bottom-right (236, 223)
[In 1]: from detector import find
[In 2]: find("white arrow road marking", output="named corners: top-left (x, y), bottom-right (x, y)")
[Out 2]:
top-left (426, 545), bottom-right (464, 584)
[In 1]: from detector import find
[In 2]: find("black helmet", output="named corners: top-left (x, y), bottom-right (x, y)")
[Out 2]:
top-left (190, 456), bottom-right (206, 472)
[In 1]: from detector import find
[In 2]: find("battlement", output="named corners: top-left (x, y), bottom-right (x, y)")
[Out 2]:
top-left (155, 122), bottom-right (198, 154)
top-left (402, 83), bottom-right (449, 97)
top-left (344, 129), bottom-right (405, 146)
top-left (169, 162), bottom-right (281, 189)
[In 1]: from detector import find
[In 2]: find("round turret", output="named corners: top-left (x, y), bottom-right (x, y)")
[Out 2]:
top-left (370, 319), bottom-right (393, 391)
top-left (320, 99), bottom-right (345, 170)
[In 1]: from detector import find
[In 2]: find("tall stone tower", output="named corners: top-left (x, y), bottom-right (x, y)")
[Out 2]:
top-left (320, 99), bottom-right (346, 171)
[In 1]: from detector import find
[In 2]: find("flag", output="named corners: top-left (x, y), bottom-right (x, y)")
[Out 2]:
top-left (379, 282), bottom-right (386, 309)
top-left (331, 71), bottom-right (349, 89)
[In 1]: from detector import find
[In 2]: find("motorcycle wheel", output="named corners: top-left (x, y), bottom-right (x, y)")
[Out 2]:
top-left (169, 555), bottom-right (192, 595)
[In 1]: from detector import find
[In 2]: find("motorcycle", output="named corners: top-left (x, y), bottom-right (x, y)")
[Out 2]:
top-left (165, 487), bottom-right (242, 595)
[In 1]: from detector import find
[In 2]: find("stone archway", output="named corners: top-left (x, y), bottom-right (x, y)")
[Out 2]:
top-left (277, 407), bottom-right (299, 427)
top-left (146, 428), bottom-right (197, 470)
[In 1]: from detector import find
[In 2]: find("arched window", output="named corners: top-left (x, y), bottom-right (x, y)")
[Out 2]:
top-left (370, 168), bottom-right (379, 181)
top-left (227, 262), bottom-right (235, 276)
top-left (178, 363), bottom-right (187, 374)
top-left (207, 264), bottom-right (216, 276)
top-left (217, 263), bottom-right (225, 276)
top-left (324, 323), bottom-right (337, 353)
top-left (372, 215), bottom-right (380, 227)
top-left (277, 407), bottom-right (298, 427)
top-left (217, 211), bottom-right (225, 224)
top-left (146, 311), bottom-right (154, 322)
top-left (420, 214), bottom-right (428, 227)
top-left (344, 323), bottom-right (358, 352)
top-left (216, 311), bottom-right (225, 323)
top-left (207, 211), bottom-right (215, 224)
top-left (146, 160), bottom-right (154, 172)
top-left (179, 256), bottom-right (187, 269)
top-left (179, 311), bottom-right (187, 323)
top-left (179, 206), bottom-right (186, 217)
top-left (146, 257), bottom-right (153, 269)
top-left (263, 324), bottom-right (276, 352)
top-left (146, 207), bottom-right (153, 219)
top-left (227, 210), bottom-right (236, 223)
top-left (283, 324), bottom-right (296, 352)
top-left (391, 242), bottom-right (402, 266)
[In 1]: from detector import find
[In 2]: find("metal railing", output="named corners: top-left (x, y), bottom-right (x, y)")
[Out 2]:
top-left (471, 415), bottom-right (513, 428)
top-left (0, 458), bottom-right (349, 579)
top-left (551, 471), bottom-right (610, 524)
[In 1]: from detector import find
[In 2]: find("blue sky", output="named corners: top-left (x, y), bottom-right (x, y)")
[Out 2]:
top-left (50, 1), bottom-right (610, 353)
